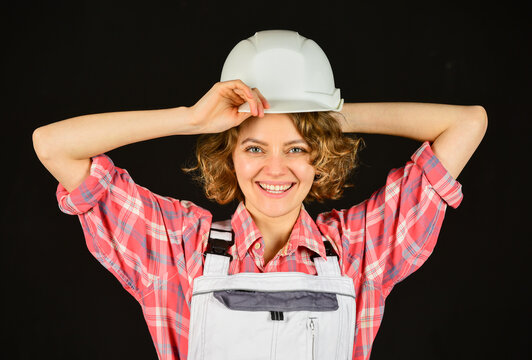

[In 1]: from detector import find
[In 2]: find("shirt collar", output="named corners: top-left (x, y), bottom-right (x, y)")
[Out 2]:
top-left (230, 201), bottom-right (328, 261)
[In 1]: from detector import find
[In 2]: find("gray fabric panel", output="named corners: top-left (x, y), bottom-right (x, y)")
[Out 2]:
top-left (213, 290), bottom-right (339, 311)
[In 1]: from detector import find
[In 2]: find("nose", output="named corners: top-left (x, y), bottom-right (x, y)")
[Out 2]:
top-left (264, 153), bottom-right (288, 177)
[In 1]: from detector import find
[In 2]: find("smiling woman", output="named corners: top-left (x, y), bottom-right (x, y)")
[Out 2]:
top-left (181, 111), bottom-right (365, 206)
top-left (33, 29), bottom-right (485, 360)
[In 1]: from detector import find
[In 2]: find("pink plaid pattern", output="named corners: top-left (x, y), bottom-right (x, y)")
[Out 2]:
top-left (56, 140), bottom-right (462, 359)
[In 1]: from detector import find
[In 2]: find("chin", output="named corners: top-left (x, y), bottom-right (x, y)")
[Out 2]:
top-left (261, 206), bottom-right (293, 218)
top-left (251, 199), bottom-right (301, 218)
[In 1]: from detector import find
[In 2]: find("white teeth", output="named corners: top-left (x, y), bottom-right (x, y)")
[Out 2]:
top-left (259, 183), bottom-right (293, 193)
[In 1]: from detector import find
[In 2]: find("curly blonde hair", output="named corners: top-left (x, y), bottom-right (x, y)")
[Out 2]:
top-left (181, 111), bottom-right (365, 205)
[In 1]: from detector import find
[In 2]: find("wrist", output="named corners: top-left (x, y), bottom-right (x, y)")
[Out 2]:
top-left (171, 106), bottom-right (201, 135)
top-left (331, 106), bottom-right (354, 133)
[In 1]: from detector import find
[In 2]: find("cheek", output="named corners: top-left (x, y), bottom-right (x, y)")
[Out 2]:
top-left (293, 162), bottom-right (316, 183)
top-left (233, 154), bottom-right (255, 182)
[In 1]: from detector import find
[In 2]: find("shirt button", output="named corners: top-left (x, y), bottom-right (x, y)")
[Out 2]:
top-left (254, 243), bottom-right (261, 250)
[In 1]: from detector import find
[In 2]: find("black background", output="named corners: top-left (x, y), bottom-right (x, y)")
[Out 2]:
top-left (3, 0), bottom-right (530, 359)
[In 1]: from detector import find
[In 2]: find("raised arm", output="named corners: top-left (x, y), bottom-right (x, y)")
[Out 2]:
top-left (32, 80), bottom-right (269, 192)
top-left (334, 102), bottom-right (488, 179)
top-left (32, 106), bottom-right (197, 193)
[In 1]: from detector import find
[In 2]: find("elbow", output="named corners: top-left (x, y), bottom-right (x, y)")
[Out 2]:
top-left (32, 127), bottom-right (53, 161)
top-left (32, 128), bottom-right (45, 159)
top-left (470, 105), bottom-right (488, 131)
top-left (464, 105), bottom-right (488, 140)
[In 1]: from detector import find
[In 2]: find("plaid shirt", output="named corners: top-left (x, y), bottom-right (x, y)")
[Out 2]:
top-left (56, 140), bottom-right (463, 360)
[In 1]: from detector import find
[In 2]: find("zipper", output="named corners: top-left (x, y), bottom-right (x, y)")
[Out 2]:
top-left (309, 318), bottom-right (316, 360)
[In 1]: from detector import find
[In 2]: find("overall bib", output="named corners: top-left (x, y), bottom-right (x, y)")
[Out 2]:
top-left (187, 220), bottom-right (357, 360)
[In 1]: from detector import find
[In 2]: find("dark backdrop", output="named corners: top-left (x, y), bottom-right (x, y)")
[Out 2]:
top-left (4, 1), bottom-right (530, 359)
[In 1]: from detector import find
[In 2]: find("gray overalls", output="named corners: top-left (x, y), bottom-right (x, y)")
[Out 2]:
top-left (187, 220), bottom-right (357, 359)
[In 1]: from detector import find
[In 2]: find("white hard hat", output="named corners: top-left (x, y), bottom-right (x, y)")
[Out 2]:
top-left (220, 29), bottom-right (344, 114)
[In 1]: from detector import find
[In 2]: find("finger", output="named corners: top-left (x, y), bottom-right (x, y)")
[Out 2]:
top-left (254, 88), bottom-right (270, 109)
top-left (251, 88), bottom-right (264, 117)
top-left (233, 88), bottom-right (257, 115)
top-left (233, 80), bottom-right (260, 115)
top-left (235, 79), bottom-right (254, 98)
top-left (234, 87), bottom-right (258, 116)
top-left (228, 88), bottom-right (245, 104)
top-left (238, 109), bottom-right (253, 122)
top-left (233, 88), bottom-right (250, 102)
top-left (226, 80), bottom-right (256, 108)
top-left (251, 89), bottom-right (263, 117)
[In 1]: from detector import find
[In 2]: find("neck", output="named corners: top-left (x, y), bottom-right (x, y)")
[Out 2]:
top-left (244, 202), bottom-right (302, 248)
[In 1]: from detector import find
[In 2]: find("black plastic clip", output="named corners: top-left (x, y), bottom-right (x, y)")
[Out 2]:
top-left (310, 240), bottom-right (338, 260)
top-left (204, 229), bottom-right (235, 262)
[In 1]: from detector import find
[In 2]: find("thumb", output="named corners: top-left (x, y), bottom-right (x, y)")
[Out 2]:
top-left (236, 109), bottom-right (253, 124)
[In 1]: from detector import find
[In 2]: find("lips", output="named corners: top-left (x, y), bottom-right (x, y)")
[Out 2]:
top-left (255, 182), bottom-right (295, 198)
top-left (258, 182), bottom-right (294, 192)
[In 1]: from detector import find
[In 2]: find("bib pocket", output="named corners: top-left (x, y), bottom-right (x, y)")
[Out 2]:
top-left (213, 289), bottom-right (339, 311)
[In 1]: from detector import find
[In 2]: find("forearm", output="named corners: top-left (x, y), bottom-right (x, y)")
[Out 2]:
top-left (33, 106), bottom-right (195, 160)
top-left (335, 102), bottom-right (479, 142)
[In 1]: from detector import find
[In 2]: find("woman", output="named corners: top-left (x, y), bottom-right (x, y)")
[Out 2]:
top-left (33, 30), bottom-right (487, 360)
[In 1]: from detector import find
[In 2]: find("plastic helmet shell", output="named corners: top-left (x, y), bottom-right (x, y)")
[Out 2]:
top-left (220, 30), bottom-right (344, 113)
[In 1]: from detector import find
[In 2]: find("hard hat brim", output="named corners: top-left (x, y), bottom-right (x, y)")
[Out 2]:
top-left (237, 98), bottom-right (344, 114)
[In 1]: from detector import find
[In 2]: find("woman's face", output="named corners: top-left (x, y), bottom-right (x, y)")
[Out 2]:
top-left (232, 113), bottom-right (316, 219)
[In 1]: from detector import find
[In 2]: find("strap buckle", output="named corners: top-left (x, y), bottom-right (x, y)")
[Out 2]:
top-left (310, 240), bottom-right (338, 260)
top-left (204, 229), bottom-right (235, 262)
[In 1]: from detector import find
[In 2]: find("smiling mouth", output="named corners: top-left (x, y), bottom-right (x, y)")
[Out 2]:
top-left (257, 182), bottom-right (295, 194)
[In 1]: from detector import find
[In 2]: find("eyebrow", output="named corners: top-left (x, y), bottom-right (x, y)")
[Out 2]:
top-left (240, 138), bottom-right (308, 146)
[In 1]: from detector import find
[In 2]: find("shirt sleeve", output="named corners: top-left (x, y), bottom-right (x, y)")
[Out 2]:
top-left (326, 140), bottom-right (463, 298)
top-left (56, 153), bottom-right (212, 302)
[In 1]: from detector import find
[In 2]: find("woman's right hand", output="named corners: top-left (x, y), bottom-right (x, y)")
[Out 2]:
top-left (189, 79), bottom-right (270, 134)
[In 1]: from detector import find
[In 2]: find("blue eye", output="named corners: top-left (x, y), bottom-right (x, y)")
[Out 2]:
top-left (245, 146), bottom-right (262, 153)
top-left (289, 147), bottom-right (306, 153)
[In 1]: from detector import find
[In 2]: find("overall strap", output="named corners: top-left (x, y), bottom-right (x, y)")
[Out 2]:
top-left (203, 219), bottom-right (342, 277)
top-left (203, 220), bottom-right (234, 275)
top-left (311, 237), bottom-right (342, 276)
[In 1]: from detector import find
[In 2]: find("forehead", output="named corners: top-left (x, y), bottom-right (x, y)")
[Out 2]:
top-left (237, 114), bottom-right (302, 140)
